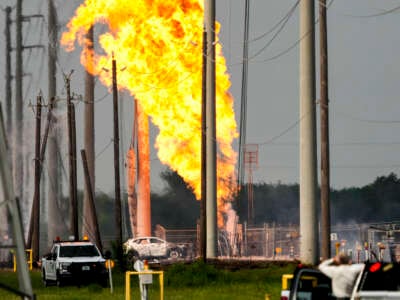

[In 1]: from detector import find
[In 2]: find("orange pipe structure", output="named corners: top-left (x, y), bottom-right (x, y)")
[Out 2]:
top-left (136, 101), bottom-right (151, 237)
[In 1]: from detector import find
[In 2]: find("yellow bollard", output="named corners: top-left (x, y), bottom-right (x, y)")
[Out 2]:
top-left (13, 249), bottom-right (32, 272)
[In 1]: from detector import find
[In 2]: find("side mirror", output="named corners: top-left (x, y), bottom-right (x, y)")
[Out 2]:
top-left (104, 250), bottom-right (112, 259)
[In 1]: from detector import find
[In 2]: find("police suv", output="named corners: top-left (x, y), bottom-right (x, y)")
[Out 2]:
top-left (41, 237), bottom-right (108, 287)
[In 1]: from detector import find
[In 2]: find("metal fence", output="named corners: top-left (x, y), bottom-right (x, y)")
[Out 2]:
top-left (154, 221), bottom-right (400, 261)
top-left (1, 221), bottom-right (399, 267)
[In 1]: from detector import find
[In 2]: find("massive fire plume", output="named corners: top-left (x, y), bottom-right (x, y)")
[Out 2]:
top-left (61, 0), bottom-right (238, 227)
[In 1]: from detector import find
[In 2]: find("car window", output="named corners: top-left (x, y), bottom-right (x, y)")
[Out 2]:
top-left (291, 269), bottom-right (332, 300)
top-left (59, 245), bottom-right (100, 257)
top-left (150, 238), bottom-right (163, 244)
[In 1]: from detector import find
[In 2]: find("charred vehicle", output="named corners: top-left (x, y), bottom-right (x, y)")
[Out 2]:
top-left (123, 236), bottom-right (187, 265)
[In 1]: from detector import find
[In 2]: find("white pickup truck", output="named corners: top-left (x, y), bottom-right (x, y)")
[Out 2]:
top-left (281, 261), bottom-right (400, 300)
top-left (41, 239), bottom-right (108, 287)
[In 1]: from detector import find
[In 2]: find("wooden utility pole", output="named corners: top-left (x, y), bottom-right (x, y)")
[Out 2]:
top-left (112, 57), bottom-right (123, 262)
top-left (71, 102), bottom-right (78, 240)
top-left (4, 7), bottom-right (12, 135)
top-left (31, 93), bottom-right (42, 262)
top-left (83, 26), bottom-right (96, 241)
top-left (47, 0), bottom-right (57, 101)
top-left (238, 0), bottom-right (250, 190)
top-left (81, 149), bottom-right (103, 252)
top-left (27, 96), bottom-right (54, 253)
top-left (65, 74), bottom-right (79, 241)
top-left (14, 0), bottom-right (24, 210)
top-left (14, 0), bottom-right (44, 237)
top-left (200, 28), bottom-right (207, 262)
top-left (319, 0), bottom-right (331, 260)
top-left (126, 100), bottom-right (137, 236)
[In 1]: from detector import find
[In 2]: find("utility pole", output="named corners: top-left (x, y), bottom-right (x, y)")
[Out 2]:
top-left (81, 149), bottom-right (103, 252)
top-left (47, 0), bottom-right (61, 245)
top-left (205, 0), bottom-right (217, 258)
top-left (31, 93), bottom-right (42, 263)
top-left (126, 101), bottom-right (137, 237)
top-left (238, 0), bottom-right (250, 190)
top-left (200, 28), bottom-right (207, 262)
top-left (71, 100), bottom-right (78, 239)
top-left (27, 95), bottom-right (54, 258)
top-left (112, 56), bottom-right (123, 263)
top-left (14, 0), bottom-right (24, 217)
top-left (83, 27), bottom-right (96, 241)
top-left (4, 6), bottom-right (12, 135)
top-left (0, 106), bottom-right (34, 300)
top-left (65, 73), bottom-right (79, 241)
top-left (299, 0), bottom-right (318, 265)
top-left (14, 0), bottom-right (45, 234)
top-left (319, 0), bottom-right (331, 260)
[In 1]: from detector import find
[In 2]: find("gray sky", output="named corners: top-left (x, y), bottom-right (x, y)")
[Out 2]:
top-left (1, 0), bottom-right (400, 197)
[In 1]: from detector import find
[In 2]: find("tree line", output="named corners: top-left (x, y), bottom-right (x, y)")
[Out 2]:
top-left (92, 171), bottom-right (400, 237)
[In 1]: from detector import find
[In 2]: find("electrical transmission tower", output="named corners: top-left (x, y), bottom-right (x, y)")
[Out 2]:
top-left (244, 144), bottom-right (258, 225)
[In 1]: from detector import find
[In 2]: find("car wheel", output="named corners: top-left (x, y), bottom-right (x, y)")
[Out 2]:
top-left (126, 250), bottom-right (139, 268)
top-left (56, 273), bottom-right (63, 287)
top-left (168, 249), bottom-right (180, 259)
top-left (99, 277), bottom-right (108, 288)
top-left (42, 270), bottom-right (50, 287)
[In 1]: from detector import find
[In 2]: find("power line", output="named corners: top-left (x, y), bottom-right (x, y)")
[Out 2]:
top-left (258, 141), bottom-right (400, 147)
top-left (246, 1), bottom-right (299, 61)
top-left (245, 0), bottom-right (300, 44)
top-left (342, 4), bottom-right (400, 18)
top-left (229, 0), bottom-right (336, 67)
top-left (254, 164), bottom-right (400, 170)
top-left (334, 108), bottom-right (400, 124)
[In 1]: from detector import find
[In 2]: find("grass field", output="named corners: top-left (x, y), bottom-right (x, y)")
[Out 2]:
top-left (0, 260), bottom-right (297, 299)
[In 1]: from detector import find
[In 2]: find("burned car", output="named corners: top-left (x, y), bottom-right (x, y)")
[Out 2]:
top-left (123, 236), bottom-right (186, 264)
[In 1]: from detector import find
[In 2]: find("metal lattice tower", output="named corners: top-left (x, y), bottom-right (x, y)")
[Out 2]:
top-left (244, 144), bottom-right (258, 224)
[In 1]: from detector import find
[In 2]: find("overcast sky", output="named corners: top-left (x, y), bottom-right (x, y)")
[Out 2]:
top-left (1, 0), bottom-right (400, 196)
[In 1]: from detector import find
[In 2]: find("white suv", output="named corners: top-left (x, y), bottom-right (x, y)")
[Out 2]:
top-left (41, 240), bottom-right (108, 287)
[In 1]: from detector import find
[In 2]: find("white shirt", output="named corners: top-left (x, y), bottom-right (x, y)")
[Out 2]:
top-left (318, 258), bottom-right (364, 298)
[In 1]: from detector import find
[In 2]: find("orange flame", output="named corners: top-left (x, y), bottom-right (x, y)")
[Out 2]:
top-left (61, 0), bottom-right (238, 227)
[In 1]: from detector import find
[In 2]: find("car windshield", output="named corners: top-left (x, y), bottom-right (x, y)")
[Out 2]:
top-left (59, 245), bottom-right (100, 257)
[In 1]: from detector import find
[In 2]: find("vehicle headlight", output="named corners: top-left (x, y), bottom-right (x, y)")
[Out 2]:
top-left (59, 262), bottom-right (71, 273)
